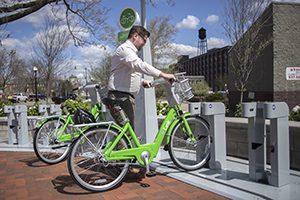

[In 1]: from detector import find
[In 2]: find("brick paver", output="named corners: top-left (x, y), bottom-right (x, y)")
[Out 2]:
top-left (0, 151), bottom-right (228, 200)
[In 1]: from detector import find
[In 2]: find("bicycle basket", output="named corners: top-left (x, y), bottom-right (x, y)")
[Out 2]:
top-left (173, 76), bottom-right (194, 103)
top-left (73, 108), bottom-right (96, 124)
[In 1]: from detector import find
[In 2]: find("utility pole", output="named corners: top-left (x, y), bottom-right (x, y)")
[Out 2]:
top-left (135, 0), bottom-right (159, 144)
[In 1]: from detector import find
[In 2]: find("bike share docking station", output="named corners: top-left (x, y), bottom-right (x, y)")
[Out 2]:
top-left (242, 102), bottom-right (290, 187)
top-left (189, 102), bottom-right (227, 171)
top-left (38, 104), bottom-right (62, 116)
top-left (4, 105), bottom-right (29, 145)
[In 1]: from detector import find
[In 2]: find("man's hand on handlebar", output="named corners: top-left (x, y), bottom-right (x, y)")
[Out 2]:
top-left (142, 80), bottom-right (152, 88)
top-left (159, 72), bottom-right (176, 83)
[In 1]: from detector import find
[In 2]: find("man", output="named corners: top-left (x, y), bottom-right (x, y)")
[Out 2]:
top-left (108, 25), bottom-right (175, 128)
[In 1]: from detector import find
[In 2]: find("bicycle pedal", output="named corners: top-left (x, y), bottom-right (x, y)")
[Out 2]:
top-left (146, 171), bottom-right (156, 177)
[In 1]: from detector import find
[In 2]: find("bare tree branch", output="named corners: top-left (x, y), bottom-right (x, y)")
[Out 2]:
top-left (0, 0), bottom-right (57, 25)
top-left (1, 0), bottom-right (109, 46)
top-left (148, 16), bottom-right (177, 67)
top-left (223, 0), bottom-right (272, 103)
top-left (32, 15), bottom-right (71, 100)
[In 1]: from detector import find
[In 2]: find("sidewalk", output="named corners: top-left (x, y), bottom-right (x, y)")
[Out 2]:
top-left (0, 151), bottom-right (228, 200)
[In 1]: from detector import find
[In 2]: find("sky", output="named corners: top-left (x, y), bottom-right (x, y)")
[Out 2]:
top-left (1, 0), bottom-right (300, 80)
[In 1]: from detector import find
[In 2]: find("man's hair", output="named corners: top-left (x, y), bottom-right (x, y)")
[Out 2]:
top-left (128, 25), bottom-right (150, 39)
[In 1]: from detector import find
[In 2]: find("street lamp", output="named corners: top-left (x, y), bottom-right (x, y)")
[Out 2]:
top-left (33, 66), bottom-right (38, 102)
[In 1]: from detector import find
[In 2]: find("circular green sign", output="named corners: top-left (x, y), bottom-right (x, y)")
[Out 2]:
top-left (119, 8), bottom-right (136, 30)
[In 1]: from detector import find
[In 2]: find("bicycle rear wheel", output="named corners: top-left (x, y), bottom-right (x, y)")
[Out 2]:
top-left (68, 128), bottom-right (130, 192)
top-left (168, 116), bottom-right (210, 170)
top-left (33, 118), bottom-right (71, 164)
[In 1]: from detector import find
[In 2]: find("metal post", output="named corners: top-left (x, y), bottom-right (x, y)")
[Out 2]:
top-left (135, 0), bottom-right (158, 145)
top-left (38, 105), bottom-right (50, 117)
top-left (14, 105), bottom-right (29, 146)
top-left (4, 106), bottom-right (18, 144)
top-left (201, 102), bottom-right (226, 170)
top-left (264, 102), bottom-right (290, 187)
top-left (33, 66), bottom-right (38, 102)
top-left (242, 102), bottom-right (267, 182)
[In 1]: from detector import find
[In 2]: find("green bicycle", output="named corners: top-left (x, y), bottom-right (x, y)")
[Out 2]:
top-left (67, 73), bottom-right (211, 192)
top-left (33, 84), bottom-right (106, 164)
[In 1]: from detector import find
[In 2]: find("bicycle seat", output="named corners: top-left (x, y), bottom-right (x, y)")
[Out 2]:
top-left (102, 97), bottom-right (128, 107)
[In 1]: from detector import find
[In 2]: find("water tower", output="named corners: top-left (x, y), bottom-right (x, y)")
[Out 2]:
top-left (197, 27), bottom-right (208, 55)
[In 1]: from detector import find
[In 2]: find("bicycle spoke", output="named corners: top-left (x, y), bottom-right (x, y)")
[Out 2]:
top-left (68, 128), bottom-right (129, 192)
top-left (169, 117), bottom-right (210, 170)
top-left (34, 118), bottom-right (70, 164)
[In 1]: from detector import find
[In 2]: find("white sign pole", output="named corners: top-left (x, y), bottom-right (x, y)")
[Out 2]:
top-left (135, 0), bottom-right (159, 146)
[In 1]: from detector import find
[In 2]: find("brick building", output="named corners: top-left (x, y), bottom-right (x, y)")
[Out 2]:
top-left (228, 2), bottom-right (300, 113)
top-left (176, 46), bottom-right (231, 91)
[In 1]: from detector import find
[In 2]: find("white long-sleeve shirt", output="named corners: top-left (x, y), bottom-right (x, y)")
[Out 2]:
top-left (108, 40), bottom-right (161, 96)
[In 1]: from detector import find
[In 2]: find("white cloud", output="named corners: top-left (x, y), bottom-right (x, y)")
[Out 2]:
top-left (152, 43), bottom-right (198, 67)
top-left (176, 15), bottom-right (200, 29)
top-left (69, 44), bottom-right (113, 75)
top-left (205, 15), bottom-right (219, 24)
top-left (2, 38), bottom-right (35, 59)
top-left (77, 45), bottom-right (112, 64)
top-left (171, 43), bottom-right (198, 58)
top-left (207, 37), bottom-right (229, 49)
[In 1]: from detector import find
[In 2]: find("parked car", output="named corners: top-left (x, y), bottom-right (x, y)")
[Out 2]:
top-left (13, 93), bottom-right (28, 102)
top-left (28, 94), bottom-right (47, 101)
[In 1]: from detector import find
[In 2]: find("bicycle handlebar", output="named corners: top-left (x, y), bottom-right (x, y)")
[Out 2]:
top-left (72, 84), bottom-right (100, 91)
top-left (150, 72), bottom-right (185, 87)
top-left (150, 78), bottom-right (167, 87)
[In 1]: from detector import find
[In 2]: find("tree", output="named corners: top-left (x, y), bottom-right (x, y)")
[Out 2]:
top-left (222, 0), bottom-right (272, 103)
top-left (33, 15), bottom-right (71, 101)
top-left (148, 16), bottom-right (177, 68)
top-left (90, 53), bottom-right (112, 86)
top-left (0, 0), bottom-right (109, 46)
top-left (0, 48), bottom-right (27, 93)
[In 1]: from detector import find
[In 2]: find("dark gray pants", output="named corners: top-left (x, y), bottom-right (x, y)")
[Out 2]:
top-left (107, 91), bottom-right (135, 129)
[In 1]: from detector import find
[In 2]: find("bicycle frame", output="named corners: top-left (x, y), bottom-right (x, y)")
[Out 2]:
top-left (103, 104), bottom-right (194, 166)
top-left (35, 103), bottom-right (104, 143)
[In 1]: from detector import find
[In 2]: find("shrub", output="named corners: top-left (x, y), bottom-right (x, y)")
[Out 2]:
top-left (63, 98), bottom-right (90, 114)
top-left (289, 105), bottom-right (300, 121)
top-left (204, 93), bottom-right (225, 102)
top-left (156, 101), bottom-right (170, 116)
top-left (28, 102), bottom-right (40, 116)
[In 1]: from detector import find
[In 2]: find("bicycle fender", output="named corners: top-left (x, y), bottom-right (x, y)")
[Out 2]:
top-left (35, 116), bottom-right (66, 129)
top-left (165, 112), bottom-right (191, 145)
top-left (83, 124), bottom-right (133, 148)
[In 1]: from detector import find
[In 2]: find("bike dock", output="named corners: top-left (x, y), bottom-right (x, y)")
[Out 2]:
top-left (153, 101), bottom-right (300, 200)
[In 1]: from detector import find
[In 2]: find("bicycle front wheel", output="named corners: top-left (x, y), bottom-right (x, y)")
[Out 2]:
top-left (68, 128), bottom-right (130, 192)
top-left (33, 118), bottom-right (71, 164)
top-left (169, 116), bottom-right (211, 171)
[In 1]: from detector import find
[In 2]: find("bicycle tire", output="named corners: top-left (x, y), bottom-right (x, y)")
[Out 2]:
top-left (168, 116), bottom-right (211, 171)
top-left (68, 127), bottom-right (130, 192)
top-left (33, 117), bottom-right (71, 164)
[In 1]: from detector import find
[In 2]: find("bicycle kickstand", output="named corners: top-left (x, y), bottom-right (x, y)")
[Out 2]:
top-left (141, 151), bottom-right (156, 177)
